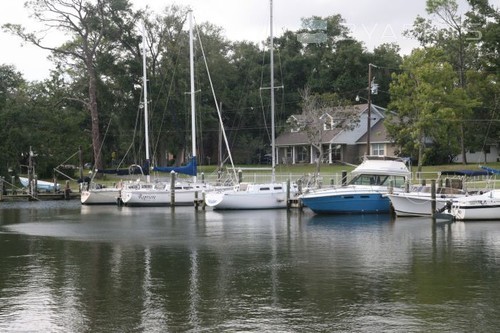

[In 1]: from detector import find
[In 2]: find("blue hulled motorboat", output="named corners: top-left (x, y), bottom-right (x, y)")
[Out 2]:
top-left (300, 156), bottom-right (411, 214)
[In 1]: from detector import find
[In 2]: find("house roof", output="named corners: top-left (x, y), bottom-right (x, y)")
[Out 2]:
top-left (356, 117), bottom-right (391, 144)
top-left (275, 128), bottom-right (342, 145)
top-left (276, 103), bottom-right (390, 146)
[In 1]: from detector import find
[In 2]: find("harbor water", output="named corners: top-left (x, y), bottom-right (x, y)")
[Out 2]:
top-left (1, 201), bottom-right (500, 332)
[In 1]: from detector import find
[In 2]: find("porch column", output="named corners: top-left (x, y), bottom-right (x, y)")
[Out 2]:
top-left (310, 145), bottom-right (314, 164)
top-left (329, 143), bottom-right (332, 164)
top-left (292, 146), bottom-right (296, 164)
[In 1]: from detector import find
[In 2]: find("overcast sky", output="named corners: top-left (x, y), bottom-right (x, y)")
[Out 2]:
top-left (0, 0), bottom-right (471, 81)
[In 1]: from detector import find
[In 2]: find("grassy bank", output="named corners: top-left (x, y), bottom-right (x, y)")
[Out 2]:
top-left (47, 161), bottom-right (500, 192)
top-left (199, 161), bottom-right (500, 177)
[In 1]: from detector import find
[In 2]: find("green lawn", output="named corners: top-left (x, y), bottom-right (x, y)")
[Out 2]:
top-left (199, 161), bottom-right (500, 176)
top-left (52, 161), bottom-right (500, 191)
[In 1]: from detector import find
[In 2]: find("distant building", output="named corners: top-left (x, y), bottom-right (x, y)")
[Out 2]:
top-left (453, 142), bottom-right (500, 164)
top-left (275, 103), bottom-right (399, 165)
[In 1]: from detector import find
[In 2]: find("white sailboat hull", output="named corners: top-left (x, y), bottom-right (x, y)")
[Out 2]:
top-left (81, 188), bottom-right (121, 205)
top-left (120, 182), bottom-right (210, 206)
top-left (451, 190), bottom-right (500, 220)
top-left (205, 182), bottom-right (297, 210)
top-left (120, 189), bottom-right (198, 206)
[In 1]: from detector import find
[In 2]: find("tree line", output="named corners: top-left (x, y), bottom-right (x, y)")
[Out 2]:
top-left (0, 0), bottom-right (498, 178)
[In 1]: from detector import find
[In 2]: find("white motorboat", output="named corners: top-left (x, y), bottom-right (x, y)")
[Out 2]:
top-left (387, 169), bottom-right (492, 217)
top-left (387, 186), bottom-right (465, 217)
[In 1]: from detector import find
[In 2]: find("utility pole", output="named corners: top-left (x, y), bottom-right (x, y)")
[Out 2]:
top-left (366, 63), bottom-right (377, 156)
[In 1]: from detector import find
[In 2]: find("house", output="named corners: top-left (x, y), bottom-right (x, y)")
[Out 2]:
top-left (275, 103), bottom-right (399, 165)
top-left (453, 142), bottom-right (500, 164)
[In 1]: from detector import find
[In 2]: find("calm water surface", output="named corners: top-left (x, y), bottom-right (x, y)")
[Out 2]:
top-left (1, 201), bottom-right (500, 332)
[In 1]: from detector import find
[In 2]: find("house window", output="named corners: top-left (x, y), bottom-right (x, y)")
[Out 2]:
top-left (372, 143), bottom-right (385, 156)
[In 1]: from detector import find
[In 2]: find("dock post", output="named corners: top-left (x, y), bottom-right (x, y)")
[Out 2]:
top-left (202, 191), bottom-right (206, 210)
top-left (11, 176), bottom-right (15, 195)
top-left (341, 170), bottom-right (347, 186)
top-left (79, 145), bottom-right (83, 193)
top-left (33, 176), bottom-right (38, 199)
top-left (0, 177), bottom-right (4, 201)
top-left (64, 180), bottom-right (71, 200)
top-left (53, 175), bottom-right (58, 193)
top-left (286, 179), bottom-right (290, 209)
top-left (194, 191), bottom-right (199, 210)
top-left (238, 169), bottom-right (243, 183)
top-left (170, 171), bottom-right (176, 207)
top-left (431, 179), bottom-right (437, 221)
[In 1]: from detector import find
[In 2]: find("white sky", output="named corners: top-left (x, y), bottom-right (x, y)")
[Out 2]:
top-left (0, 0), bottom-right (471, 81)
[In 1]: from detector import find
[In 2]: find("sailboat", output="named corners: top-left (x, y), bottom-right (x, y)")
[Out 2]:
top-left (204, 0), bottom-right (299, 210)
top-left (120, 12), bottom-right (212, 207)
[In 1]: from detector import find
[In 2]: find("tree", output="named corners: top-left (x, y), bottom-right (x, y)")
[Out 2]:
top-left (3, 0), bottom-right (137, 169)
top-left (0, 65), bottom-right (29, 176)
top-left (370, 43), bottom-right (403, 107)
top-left (405, 0), bottom-right (481, 164)
top-left (387, 48), bottom-right (478, 171)
top-left (0, 64), bottom-right (88, 178)
top-left (465, 0), bottom-right (500, 157)
top-left (297, 87), bottom-right (355, 177)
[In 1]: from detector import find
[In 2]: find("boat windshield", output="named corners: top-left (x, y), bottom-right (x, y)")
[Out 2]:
top-left (350, 174), bottom-right (406, 187)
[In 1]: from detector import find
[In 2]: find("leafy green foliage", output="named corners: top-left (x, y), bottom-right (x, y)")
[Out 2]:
top-left (0, 0), bottom-right (498, 180)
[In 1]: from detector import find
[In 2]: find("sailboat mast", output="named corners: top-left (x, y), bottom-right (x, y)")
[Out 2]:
top-left (189, 11), bottom-right (197, 183)
top-left (142, 24), bottom-right (151, 182)
top-left (270, 0), bottom-right (276, 183)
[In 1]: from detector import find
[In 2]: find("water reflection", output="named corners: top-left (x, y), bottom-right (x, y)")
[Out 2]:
top-left (1, 202), bottom-right (500, 331)
top-left (305, 212), bottom-right (394, 228)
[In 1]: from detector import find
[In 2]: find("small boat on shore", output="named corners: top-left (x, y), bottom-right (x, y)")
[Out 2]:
top-left (19, 177), bottom-right (60, 192)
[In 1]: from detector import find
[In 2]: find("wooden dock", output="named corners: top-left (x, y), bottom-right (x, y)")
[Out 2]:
top-left (0, 191), bottom-right (80, 202)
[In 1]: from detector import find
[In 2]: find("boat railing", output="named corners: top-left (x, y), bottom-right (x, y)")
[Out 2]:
top-left (412, 171), bottom-right (499, 189)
